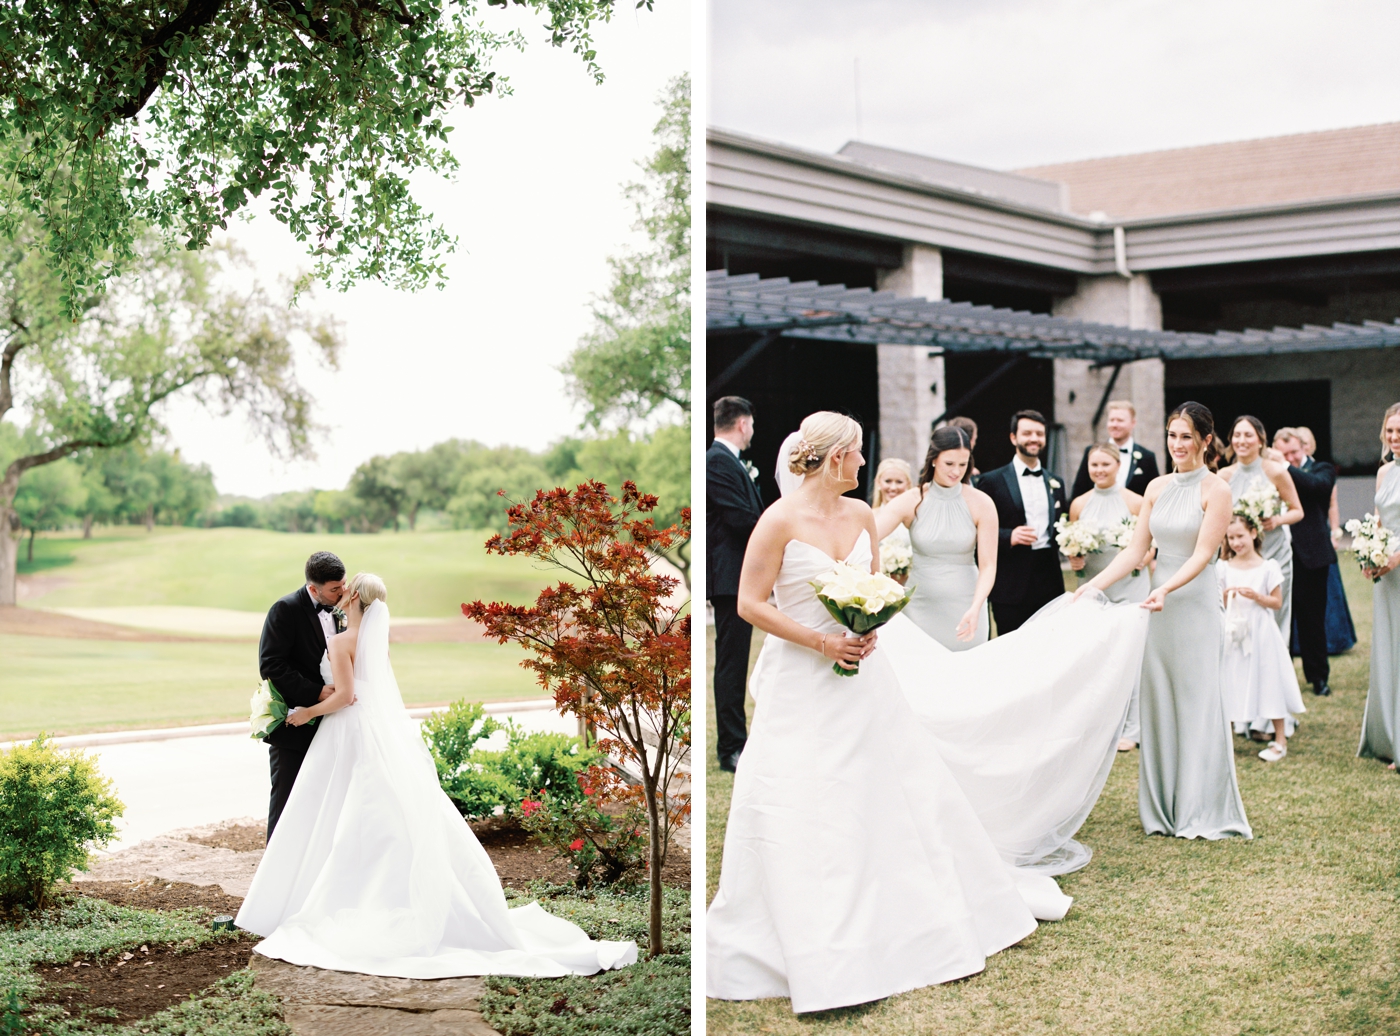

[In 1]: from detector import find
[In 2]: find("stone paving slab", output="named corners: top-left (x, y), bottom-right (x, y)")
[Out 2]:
top-left (74, 837), bottom-right (263, 897)
top-left (251, 955), bottom-right (499, 1035)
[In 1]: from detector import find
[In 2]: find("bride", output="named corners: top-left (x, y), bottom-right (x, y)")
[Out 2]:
top-left (235, 573), bottom-right (637, 978)
top-left (706, 412), bottom-right (1150, 1013)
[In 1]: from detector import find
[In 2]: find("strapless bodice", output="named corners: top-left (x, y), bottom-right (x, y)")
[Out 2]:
top-left (775, 530), bottom-right (873, 633)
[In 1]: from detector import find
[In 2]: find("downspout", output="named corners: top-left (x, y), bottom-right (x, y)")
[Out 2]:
top-left (1113, 225), bottom-right (1132, 279)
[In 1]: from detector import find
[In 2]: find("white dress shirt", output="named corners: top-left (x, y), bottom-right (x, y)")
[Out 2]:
top-left (308, 587), bottom-right (335, 646)
top-left (1013, 456), bottom-right (1051, 549)
top-left (1113, 437), bottom-right (1135, 487)
top-left (716, 437), bottom-right (741, 457)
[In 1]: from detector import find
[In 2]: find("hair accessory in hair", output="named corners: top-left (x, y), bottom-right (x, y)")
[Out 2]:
top-left (793, 438), bottom-right (821, 468)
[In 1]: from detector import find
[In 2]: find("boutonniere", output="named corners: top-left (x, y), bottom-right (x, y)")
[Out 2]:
top-left (1049, 478), bottom-right (1061, 490)
top-left (332, 607), bottom-right (347, 633)
top-left (1133, 450), bottom-right (1142, 460)
top-left (741, 460), bottom-right (759, 482)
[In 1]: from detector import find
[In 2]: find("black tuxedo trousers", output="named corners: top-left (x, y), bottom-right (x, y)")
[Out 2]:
top-left (990, 548), bottom-right (1065, 634)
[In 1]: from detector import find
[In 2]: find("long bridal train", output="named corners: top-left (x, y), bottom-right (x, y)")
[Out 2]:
top-left (706, 531), bottom-right (1149, 1013)
top-left (236, 601), bottom-right (636, 979)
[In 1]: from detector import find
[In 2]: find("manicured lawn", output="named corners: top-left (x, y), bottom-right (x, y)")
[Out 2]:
top-left (706, 557), bottom-right (1400, 1034)
top-left (19, 526), bottom-right (547, 616)
top-left (0, 635), bottom-right (541, 740)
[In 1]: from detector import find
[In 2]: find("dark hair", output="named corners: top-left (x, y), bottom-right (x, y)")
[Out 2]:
top-left (305, 551), bottom-right (346, 585)
top-left (946, 415), bottom-right (978, 440)
top-left (919, 425), bottom-right (973, 487)
top-left (1009, 409), bottom-right (1047, 435)
top-left (713, 396), bottom-right (753, 432)
top-left (1226, 414), bottom-right (1267, 463)
top-left (1166, 401), bottom-right (1221, 471)
top-left (1224, 512), bottom-right (1264, 559)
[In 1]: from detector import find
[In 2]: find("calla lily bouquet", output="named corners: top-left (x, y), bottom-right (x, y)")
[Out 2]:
top-left (810, 562), bottom-right (914, 676)
top-left (249, 679), bottom-right (316, 739)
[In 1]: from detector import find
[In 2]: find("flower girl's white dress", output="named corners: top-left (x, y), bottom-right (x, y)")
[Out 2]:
top-left (707, 531), bottom-right (1150, 1013)
top-left (1218, 559), bottom-right (1306, 728)
top-left (236, 601), bottom-right (636, 978)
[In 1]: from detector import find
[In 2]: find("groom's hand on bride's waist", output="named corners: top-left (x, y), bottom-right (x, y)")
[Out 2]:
top-left (319, 685), bottom-right (335, 701)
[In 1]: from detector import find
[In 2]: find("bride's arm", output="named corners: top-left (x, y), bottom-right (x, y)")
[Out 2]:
top-left (288, 638), bottom-right (356, 725)
top-left (736, 510), bottom-right (873, 670)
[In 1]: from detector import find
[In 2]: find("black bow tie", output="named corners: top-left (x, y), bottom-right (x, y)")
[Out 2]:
top-left (1021, 467), bottom-right (1044, 478)
top-left (315, 602), bottom-right (336, 614)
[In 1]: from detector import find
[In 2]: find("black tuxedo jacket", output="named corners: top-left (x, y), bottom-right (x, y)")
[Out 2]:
top-left (1071, 442), bottom-right (1160, 498)
top-left (1288, 458), bottom-right (1338, 571)
top-left (258, 587), bottom-right (333, 750)
top-left (977, 462), bottom-right (1068, 604)
top-left (706, 440), bottom-right (764, 598)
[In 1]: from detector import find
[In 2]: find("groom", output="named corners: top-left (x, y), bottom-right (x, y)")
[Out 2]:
top-left (258, 551), bottom-right (348, 842)
top-left (979, 410), bottom-right (1068, 635)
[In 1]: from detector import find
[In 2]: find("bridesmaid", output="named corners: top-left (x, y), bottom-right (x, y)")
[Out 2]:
top-left (1079, 401), bottom-right (1252, 840)
top-left (1219, 416), bottom-right (1303, 634)
top-left (876, 425), bottom-right (998, 650)
top-left (1067, 442), bottom-right (1151, 750)
top-left (1359, 403), bottom-right (1400, 770)
top-left (872, 458), bottom-right (914, 584)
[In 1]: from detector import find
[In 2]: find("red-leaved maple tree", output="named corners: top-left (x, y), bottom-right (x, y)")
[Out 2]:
top-left (462, 480), bottom-right (690, 956)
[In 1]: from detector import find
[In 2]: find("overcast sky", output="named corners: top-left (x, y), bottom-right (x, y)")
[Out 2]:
top-left (161, 1), bottom-right (689, 498)
top-left (709, 0), bottom-right (1400, 169)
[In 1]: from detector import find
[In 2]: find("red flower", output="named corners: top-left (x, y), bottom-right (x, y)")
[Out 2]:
top-left (582, 786), bottom-right (594, 796)
top-left (569, 838), bottom-right (584, 851)
top-left (521, 799), bottom-right (542, 818)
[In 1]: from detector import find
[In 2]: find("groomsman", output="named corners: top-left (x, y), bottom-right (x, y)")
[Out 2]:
top-left (979, 409), bottom-right (1069, 634)
top-left (1274, 428), bottom-right (1337, 696)
top-left (707, 396), bottom-right (764, 772)
top-left (1071, 399), bottom-right (1160, 498)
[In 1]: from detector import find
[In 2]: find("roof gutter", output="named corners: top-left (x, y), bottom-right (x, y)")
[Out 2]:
top-left (1113, 226), bottom-right (1132, 279)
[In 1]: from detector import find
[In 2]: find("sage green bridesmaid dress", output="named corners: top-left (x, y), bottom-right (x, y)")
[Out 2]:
top-left (1078, 487), bottom-right (1150, 741)
top-left (1230, 459), bottom-right (1294, 634)
top-left (1139, 466), bottom-right (1252, 839)
top-left (1359, 464), bottom-right (1400, 762)
top-left (904, 481), bottom-right (988, 651)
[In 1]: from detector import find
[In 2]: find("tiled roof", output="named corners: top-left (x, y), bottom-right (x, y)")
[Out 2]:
top-left (1013, 122), bottom-right (1400, 220)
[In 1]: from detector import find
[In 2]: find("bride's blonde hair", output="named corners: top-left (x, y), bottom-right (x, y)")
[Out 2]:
top-left (347, 572), bottom-right (387, 612)
top-left (787, 412), bottom-right (862, 482)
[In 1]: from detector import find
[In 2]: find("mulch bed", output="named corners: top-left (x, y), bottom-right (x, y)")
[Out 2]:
top-left (35, 934), bottom-right (254, 1025)
top-left (470, 819), bottom-right (692, 890)
top-left (185, 823), bottom-right (268, 854)
top-left (60, 879), bottom-right (246, 917)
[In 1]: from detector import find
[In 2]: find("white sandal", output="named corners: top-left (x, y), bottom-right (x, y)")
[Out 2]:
top-left (1258, 741), bottom-right (1287, 762)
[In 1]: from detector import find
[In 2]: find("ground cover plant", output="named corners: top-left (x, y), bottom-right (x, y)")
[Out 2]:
top-left (481, 883), bottom-right (690, 1036)
top-left (706, 558), bottom-right (1400, 1035)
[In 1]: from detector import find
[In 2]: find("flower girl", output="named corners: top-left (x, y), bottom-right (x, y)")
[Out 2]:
top-left (1219, 515), bottom-right (1306, 761)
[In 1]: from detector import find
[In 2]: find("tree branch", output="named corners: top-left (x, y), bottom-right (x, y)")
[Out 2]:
top-left (113, 0), bottom-right (228, 120)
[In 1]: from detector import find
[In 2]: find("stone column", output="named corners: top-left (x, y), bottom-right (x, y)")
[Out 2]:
top-left (1052, 273), bottom-right (1165, 467)
top-left (875, 245), bottom-right (944, 471)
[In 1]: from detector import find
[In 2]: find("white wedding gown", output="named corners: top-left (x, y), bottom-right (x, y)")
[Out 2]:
top-left (706, 531), bottom-right (1148, 1013)
top-left (235, 601), bottom-right (637, 978)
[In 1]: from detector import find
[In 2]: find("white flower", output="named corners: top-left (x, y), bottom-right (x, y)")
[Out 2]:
top-left (880, 539), bottom-right (913, 577)
top-left (1049, 478), bottom-right (1061, 490)
top-left (1346, 513), bottom-right (1400, 579)
top-left (1112, 515), bottom-right (1138, 550)
top-left (1234, 486), bottom-right (1287, 527)
top-left (1054, 514), bottom-right (1108, 557)
top-left (813, 561), bottom-right (907, 613)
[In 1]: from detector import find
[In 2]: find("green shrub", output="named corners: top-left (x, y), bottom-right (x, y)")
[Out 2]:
top-left (0, 738), bottom-right (122, 911)
top-left (422, 702), bottom-right (601, 821)
top-left (519, 767), bottom-right (648, 888)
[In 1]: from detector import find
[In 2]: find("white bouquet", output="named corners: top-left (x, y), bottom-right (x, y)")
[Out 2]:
top-left (810, 562), bottom-right (914, 676)
top-left (1054, 514), bottom-right (1106, 557)
top-left (249, 679), bottom-right (317, 739)
top-left (1234, 485), bottom-right (1287, 528)
top-left (1112, 515), bottom-right (1138, 550)
top-left (880, 538), bottom-right (913, 579)
top-left (1344, 513), bottom-right (1400, 582)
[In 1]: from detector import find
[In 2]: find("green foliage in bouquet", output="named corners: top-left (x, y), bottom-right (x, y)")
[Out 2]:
top-left (811, 563), bottom-right (915, 675)
top-left (422, 701), bottom-right (602, 821)
top-left (518, 767), bottom-right (649, 889)
top-left (0, 737), bottom-right (122, 910)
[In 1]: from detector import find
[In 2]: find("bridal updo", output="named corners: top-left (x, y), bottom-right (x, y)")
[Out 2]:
top-left (348, 572), bottom-right (387, 612)
top-left (787, 412), bottom-right (863, 480)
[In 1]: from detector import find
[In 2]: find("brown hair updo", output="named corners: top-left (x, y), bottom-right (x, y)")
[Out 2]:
top-left (1166, 401), bottom-right (1221, 471)
top-left (919, 425), bottom-right (974, 486)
